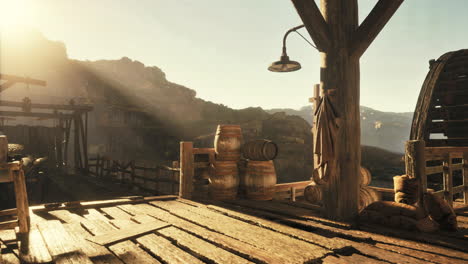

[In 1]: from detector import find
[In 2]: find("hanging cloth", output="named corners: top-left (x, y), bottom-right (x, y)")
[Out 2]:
top-left (312, 92), bottom-right (339, 185)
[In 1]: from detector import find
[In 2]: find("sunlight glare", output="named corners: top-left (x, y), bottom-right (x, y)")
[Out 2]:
top-left (0, 0), bottom-right (34, 29)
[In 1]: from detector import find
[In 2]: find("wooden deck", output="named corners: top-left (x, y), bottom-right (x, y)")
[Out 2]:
top-left (1, 196), bottom-right (467, 264)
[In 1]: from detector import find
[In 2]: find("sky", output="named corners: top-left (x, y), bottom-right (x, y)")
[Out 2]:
top-left (1, 0), bottom-right (468, 112)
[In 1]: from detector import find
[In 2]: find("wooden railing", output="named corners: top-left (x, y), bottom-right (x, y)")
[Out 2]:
top-left (88, 155), bottom-right (180, 195)
top-left (406, 140), bottom-right (468, 208)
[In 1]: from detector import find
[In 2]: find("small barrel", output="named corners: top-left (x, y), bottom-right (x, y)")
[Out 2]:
top-left (359, 186), bottom-right (380, 211)
top-left (304, 183), bottom-right (322, 204)
top-left (209, 161), bottom-right (239, 200)
top-left (243, 160), bottom-right (277, 200)
top-left (360, 167), bottom-right (371, 186)
top-left (214, 125), bottom-right (242, 161)
top-left (242, 140), bottom-right (278, 161)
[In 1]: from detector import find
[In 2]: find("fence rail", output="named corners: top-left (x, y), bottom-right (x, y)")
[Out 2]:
top-left (406, 141), bottom-right (468, 209)
top-left (88, 155), bottom-right (180, 195)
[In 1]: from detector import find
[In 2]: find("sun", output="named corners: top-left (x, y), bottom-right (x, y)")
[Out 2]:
top-left (0, 0), bottom-right (34, 29)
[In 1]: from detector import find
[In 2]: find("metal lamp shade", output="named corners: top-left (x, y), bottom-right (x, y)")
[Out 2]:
top-left (268, 55), bottom-right (301, 72)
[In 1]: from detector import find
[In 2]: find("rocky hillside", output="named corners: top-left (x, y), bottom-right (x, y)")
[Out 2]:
top-left (0, 30), bottom-right (407, 184)
top-left (267, 105), bottom-right (413, 153)
top-left (0, 30), bottom-right (313, 183)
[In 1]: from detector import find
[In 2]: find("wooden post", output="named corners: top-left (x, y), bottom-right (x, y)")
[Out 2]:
top-left (290, 187), bottom-right (297, 202)
top-left (172, 161), bottom-right (180, 195)
top-left (405, 140), bottom-right (426, 209)
top-left (180, 142), bottom-right (194, 199)
top-left (78, 113), bottom-right (89, 170)
top-left (443, 153), bottom-right (454, 207)
top-left (12, 166), bottom-right (30, 233)
top-left (130, 160), bottom-right (135, 186)
top-left (291, 0), bottom-right (403, 221)
top-left (463, 152), bottom-right (468, 205)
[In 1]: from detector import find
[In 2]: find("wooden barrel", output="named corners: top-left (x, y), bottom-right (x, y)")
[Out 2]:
top-left (242, 140), bottom-right (278, 161)
top-left (237, 159), bottom-right (248, 198)
top-left (360, 166), bottom-right (371, 186)
top-left (209, 161), bottom-right (239, 200)
top-left (243, 160), bottom-right (277, 200)
top-left (304, 183), bottom-right (322, 204)
top-left (359, 186), bottom-right (380, 211)
top-left (214, 125), bottom-right (242, 161)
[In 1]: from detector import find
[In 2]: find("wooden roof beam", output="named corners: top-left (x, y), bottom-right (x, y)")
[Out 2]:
top-left (291, 0), bottom-right (331, 52)
top-left (350, 0), bottom-right (404, 59)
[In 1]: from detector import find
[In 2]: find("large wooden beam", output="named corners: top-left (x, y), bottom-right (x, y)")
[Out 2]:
top-left (291, 0), bottom-right (331, 51)
top-left (0, 74), bottom-right (46, 86)
top-left (0, 100), bottom-right (93, 112)
top-left (350, 0), bottom-right (404, 58)
top-left (0, 110), bottom-right (73, 119)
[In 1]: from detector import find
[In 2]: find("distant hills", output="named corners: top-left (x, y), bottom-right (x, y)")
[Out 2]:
top-left (266, 105), bottom-right (413, 154)
top-left (0, 29), bottom-right (407, 184)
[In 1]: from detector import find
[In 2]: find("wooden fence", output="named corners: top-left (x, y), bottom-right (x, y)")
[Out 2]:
top-left (406, 140), bottom-right (468, 208)
top-left (88, 155), bottom-right (180, 195)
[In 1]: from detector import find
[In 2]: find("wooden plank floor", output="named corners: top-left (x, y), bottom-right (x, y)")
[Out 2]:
top-left (0, 196), bottom-right (467, 264)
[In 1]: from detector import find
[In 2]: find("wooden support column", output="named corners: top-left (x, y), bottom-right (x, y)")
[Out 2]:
top-left (291, 0), bottom-right (404, 220)
top-left (12, 166), bottom-right (30, 233)
top-left (179, 142), bottom-right (194, 199)
top-left (405, 140), bottom-right (426, 208)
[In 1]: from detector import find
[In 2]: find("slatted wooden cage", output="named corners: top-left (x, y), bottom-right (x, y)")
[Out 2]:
top-left (411, 49), bottom-right (468, 146)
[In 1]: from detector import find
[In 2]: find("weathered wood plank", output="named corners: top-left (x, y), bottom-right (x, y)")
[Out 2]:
top-left (359, 223), bottom-right (468, 252)
top-left (1, 252), bottom-right (20, 264)
top-left (151, 200), bottom-right (330, 263)
top-left (37, 220), bottom-right (93, 264)
top-left (82, 208), bottom-right (111, 222)
top-left (30, 195), bottom-right (177, 213)
top-left (87, 221), bottom-right (169, 246)
top-left (109, 240), bottom-right (159, 264)
top-left (17, 226), bottom-right (52, 264)
top-left (109, 216), bottom-right (202, 264)
top-left (63, 223), bottom-right (123, 264)
top-left (217, 201), bottom-right (468, 261)
top-left (120, 203), bottom-right (290, 264)
top-left (158, 226), bottom-right (253, 264)
top-left (48, 210), bottom-right (83, 224)
top-left (350, 242), bottom-right (430, 264)
top-left (0, 230), bottom-right (16, 244)
top-left (226, 199), bottom-right (351, 228)
top-left (374, 241), bottom-right (468, 264)
top-left (101, 207), bottom-right (133, 220)
top-left (206, 204), bottom-right (351, 253)
top-left (323, 253), bottom-right (388, 264)
top-left (137, 234), bottom-right (204, 264)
